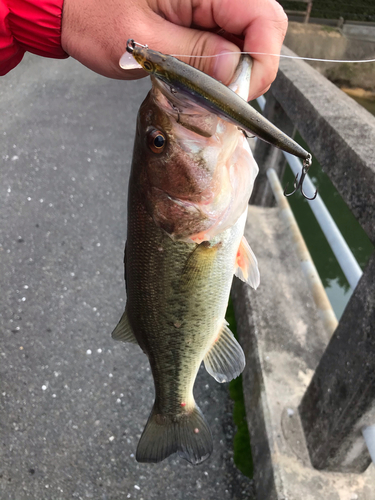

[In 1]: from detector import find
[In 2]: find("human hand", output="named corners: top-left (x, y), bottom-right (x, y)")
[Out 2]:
top-left (61, 0), bottom-right (288, 100)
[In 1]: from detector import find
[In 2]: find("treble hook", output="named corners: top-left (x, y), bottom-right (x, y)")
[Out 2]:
top-left (284, 154), bottom-right (317, 201)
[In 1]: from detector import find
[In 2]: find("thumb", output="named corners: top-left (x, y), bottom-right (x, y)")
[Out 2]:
top-left (148, 21), bottom-right (242, 86)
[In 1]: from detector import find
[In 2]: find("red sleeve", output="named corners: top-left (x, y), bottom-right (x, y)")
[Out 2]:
top-left (0, 0), bottom-right (68, 76)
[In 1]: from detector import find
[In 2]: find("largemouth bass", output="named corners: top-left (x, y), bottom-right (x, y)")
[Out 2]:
top-left (112, 55), bottom-right (259, 465)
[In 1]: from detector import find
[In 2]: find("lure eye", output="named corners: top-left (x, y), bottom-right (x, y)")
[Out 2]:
top-left (148, 130), bottom-right (166, 153)
top-left (143, 60), bottom-right (153, 72)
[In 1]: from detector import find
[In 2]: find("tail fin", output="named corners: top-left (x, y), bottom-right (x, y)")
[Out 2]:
top-left (136, 405), bottom-right (213, 465)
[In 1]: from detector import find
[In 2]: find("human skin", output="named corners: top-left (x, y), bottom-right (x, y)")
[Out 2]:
top-left (60, 0), bottom-right (288, 101)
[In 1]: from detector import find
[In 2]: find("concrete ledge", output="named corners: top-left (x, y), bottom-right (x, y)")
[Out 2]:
top-left (232, 206), bottom-right (375, 499)
top-left (343, 23), bottom-right (375, 42)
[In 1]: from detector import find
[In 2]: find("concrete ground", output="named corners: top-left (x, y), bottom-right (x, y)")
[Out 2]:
top-left (0, 54), bottom-right (253, 500)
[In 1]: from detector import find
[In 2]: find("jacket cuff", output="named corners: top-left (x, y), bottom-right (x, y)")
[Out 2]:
top-left (7, 0), bottom-right (68, 59)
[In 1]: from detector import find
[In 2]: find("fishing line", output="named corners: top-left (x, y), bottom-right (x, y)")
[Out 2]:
top-left (170, 51), bottom-right (375, 64)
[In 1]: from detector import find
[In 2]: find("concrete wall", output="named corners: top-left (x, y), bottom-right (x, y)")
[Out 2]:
top-left (343, 22), bottom-right (375, 42)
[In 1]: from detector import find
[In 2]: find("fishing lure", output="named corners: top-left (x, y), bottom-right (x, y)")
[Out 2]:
top-left (125, 39), bottom-right (314, 199)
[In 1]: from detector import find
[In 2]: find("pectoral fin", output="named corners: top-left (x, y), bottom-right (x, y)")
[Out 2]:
top-left (235, 236), bottom-right (260, 289)
top-left (181, 241), bottom-right (221, 287)
top-left (204, 321), bottom-right (245, 383)
top-left (111, 309), bottom-right (138, 344)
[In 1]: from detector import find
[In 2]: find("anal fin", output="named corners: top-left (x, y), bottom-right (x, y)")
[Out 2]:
top-left (111, 309), bottom-right (138, 344)
top-left (204, 321), bottom-right (245, 383)
top-left (235, 236), bottom-right (260, 289)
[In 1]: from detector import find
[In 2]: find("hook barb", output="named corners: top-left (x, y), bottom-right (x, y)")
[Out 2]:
top-left (283, 154), bottom-right (317, 200)
top-left (284, 172), bottom-right (300, 198)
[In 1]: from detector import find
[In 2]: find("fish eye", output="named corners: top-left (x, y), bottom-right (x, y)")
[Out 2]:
top-left (143, 60), bottom-right (153, 72)
top-left (147, 130), bottom-right (166, 153)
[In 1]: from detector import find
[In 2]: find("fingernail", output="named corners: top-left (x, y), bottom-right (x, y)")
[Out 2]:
top-left (212, 50), bottom-right (240, 85)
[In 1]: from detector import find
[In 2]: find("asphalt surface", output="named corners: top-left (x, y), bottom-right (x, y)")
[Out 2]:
top-left (0, 54), bottom-right (253, 500)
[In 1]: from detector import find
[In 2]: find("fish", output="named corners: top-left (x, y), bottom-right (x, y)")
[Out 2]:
top-left (112, 53), bottom-right (260, 465)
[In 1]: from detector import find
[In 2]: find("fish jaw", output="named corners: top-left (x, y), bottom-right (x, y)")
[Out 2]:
top-left (228, 55), bottom-right (252, 100)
